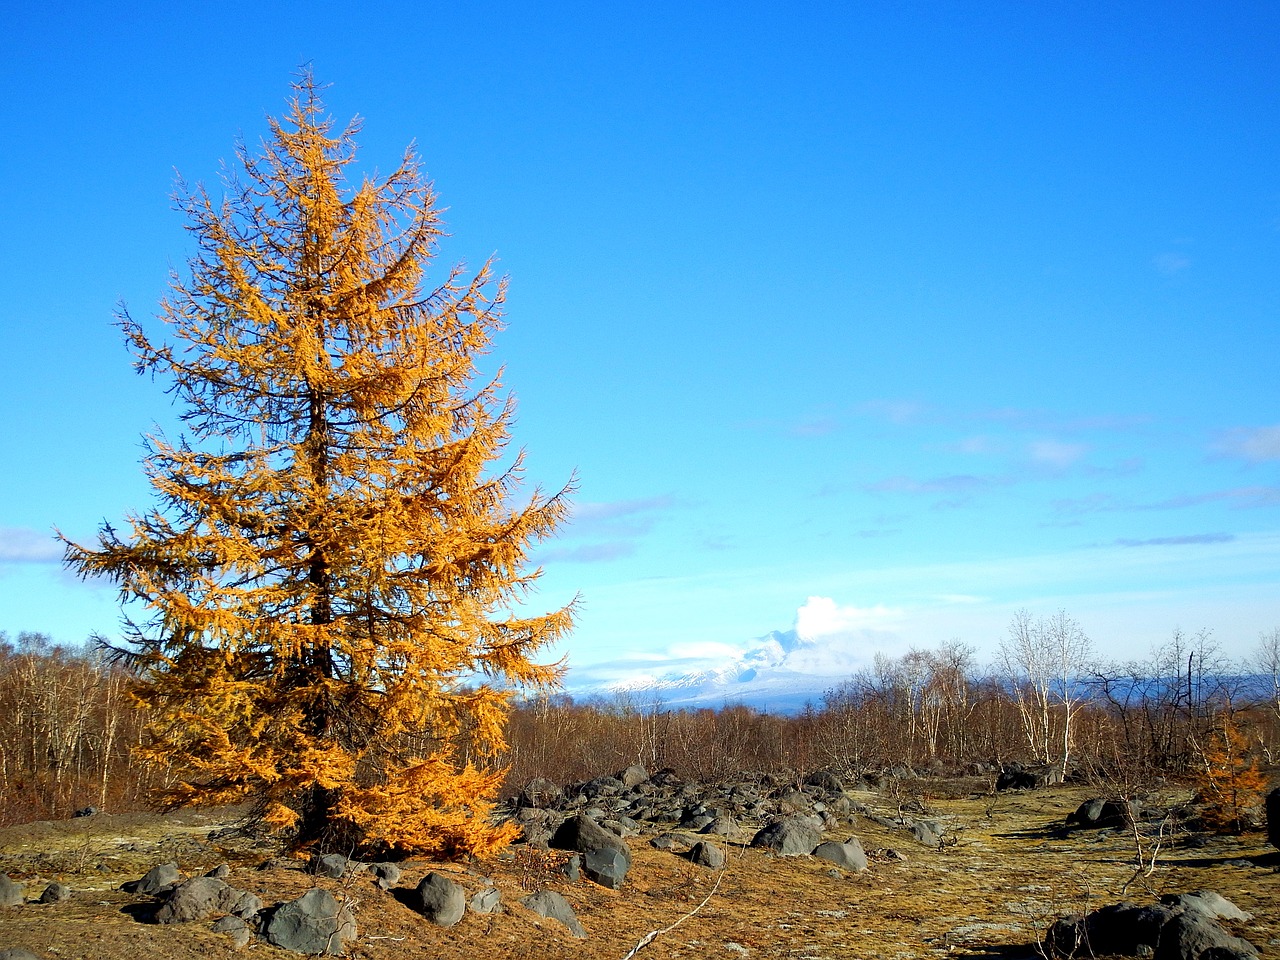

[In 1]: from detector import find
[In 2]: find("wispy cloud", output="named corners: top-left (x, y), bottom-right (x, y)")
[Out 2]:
top-left (568, 495), bottom-right (677, 537)
top-left (537, 541), bottom-right (636, 564)
top-left (1053, 485), bottom-right (1280, 517)
top-left (1114, 533), bottom-right (1236, 548)
top-left (856, 399), bottom-right (927, 425)
top-left (1215, 425), bottom-right (1280, 463)
top-left (0, 527), bottom-right (61, 566)
top-left (865, 473), bottom-right (998, 496)
top-left (944, 435), bottom-right (1001, 455)
top-left (540, 494), bottom-right (679, 565)
top-left (1028, 439), bottom-right (1088, 470)
top-left (1154, 252), bottom-right (1191, 275)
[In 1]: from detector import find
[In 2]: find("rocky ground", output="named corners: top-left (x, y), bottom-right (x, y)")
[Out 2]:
top-left (0, 777), bottom-right (1274, 959)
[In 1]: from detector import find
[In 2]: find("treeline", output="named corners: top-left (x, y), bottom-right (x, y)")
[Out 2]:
top-left (504, 621), bottom-right (1280, 794)
top-left (1, 623), bottom-right (1278, 826)
top-left (0, 632), bottom-right (159, 824)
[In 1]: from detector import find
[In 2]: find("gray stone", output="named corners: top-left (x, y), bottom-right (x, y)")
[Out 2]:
top-left (617, 764), bottom-right (649, 789)
top-left (264, 888), bottom-right (357, 956)
top-left (0, 876), bottom-right (23, 907)
top-left (562, 853), bottom-right (581, 883)
top-left (155, 877), bottom-right (238, 923)
top-left (751, 815), bottom-right (823, 856)
top-left (204, 863), bottom-right (231, 879)
top-left (512, 806), bottom-right (559, 846)
top-left (805, 770), bottom-right (844, 794)
top-left (469, 886), bottom-right (502, 914)
top-left (912, 820), bottom-right (943, 848)
top-left (413, 872), bottom-right (466, 927)
top-left (369, 862), bottom-right (401, 891)
top-left (122, 862), bottom-right (180, 896)
top-left (309, 853), bottom-right (352, 879)
top-left (1162, 891), bottom-right (1253, 923)
top-left (230, 890), bottom-right (263, 920)
top-left (812, 838), bottom-right (868, 872)
top-left (518, 777), bottom-right (563, 809)
top-left (1154, 911), bottom-right (1257, 960)
top-left (211, 914), bottom-right (252, 949)
top-left (579, 776), bottom-right (624, 800)
top-left (37, 883), bottom-right (69, 904)
top-left (583, 843), bottom-right (631, 890)
top-left (700, 816), bottom-right (735, 836)
top-left (522, 889), bottom-right (587, 938)
top-left (689, 841), bottom-right (726, 869)
top-left (0, 950), bottom-right (40, 960)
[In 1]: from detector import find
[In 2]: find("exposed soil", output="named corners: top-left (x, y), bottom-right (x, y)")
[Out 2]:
top-left (0, 784), bottom-right (1274, 959)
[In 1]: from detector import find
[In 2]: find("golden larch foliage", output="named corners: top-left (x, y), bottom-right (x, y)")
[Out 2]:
top-left (61, 73), bottom-right (575, 856)
top-left (1193, 714), bottom-right (1267, 834)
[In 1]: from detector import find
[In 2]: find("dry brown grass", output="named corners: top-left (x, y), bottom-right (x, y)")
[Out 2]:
top-left (0, 784), bottom-right (1274, 959)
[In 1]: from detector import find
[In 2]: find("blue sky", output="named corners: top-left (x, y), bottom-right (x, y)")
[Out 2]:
top-left (1, 1), bottom-right (1277, 681)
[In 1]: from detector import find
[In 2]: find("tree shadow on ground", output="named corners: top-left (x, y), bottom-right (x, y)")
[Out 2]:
top-left (964, 942), bottom-right (1042, 959)
top-left (1162, 849), bottom-right (1279, 869)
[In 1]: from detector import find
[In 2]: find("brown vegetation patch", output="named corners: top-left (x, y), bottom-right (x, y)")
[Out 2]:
top-left (0, 784), bottom-right (1274, 959)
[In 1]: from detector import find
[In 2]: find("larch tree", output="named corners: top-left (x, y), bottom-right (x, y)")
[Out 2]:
top-left (61, 75), bottom-right (575, 858)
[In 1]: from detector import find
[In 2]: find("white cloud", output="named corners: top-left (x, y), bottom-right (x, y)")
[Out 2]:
top-left (1216, 425), bottom-right (1280, 463)
top-left (794, 595), bottom-right (897, 642)
top-left (668, 640), bottom-right (746, 660)
top-left (0, 527), bottom-right (62, 565)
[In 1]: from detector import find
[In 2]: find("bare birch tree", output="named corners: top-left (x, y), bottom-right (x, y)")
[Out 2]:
top-left (999, 609), bottom-right (1093, 781)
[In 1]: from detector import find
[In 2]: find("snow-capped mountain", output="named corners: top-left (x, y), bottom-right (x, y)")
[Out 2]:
top-left (563, 604), bottom-right (899, 713)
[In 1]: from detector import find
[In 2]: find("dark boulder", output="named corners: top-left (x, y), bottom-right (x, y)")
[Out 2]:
top-left (1067, 797), bottom-right (1131, 829)
top-left (518, 777), bottom-right (563, 810)
top-left (1044, 902), bottom-right (1178, 958)
top-left (1266, 786), bottom-right (1280, 850)
top-left (996, 764), bottom-right (1044, 791)
top-left (308, 853), bottom-right (354, 879)
top-left (805, 770), bottom-right (844, 794)
top-left (551, 814), bottom-right (631, 890)
top-left (1044, 898), bottom-right (1257, 960)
